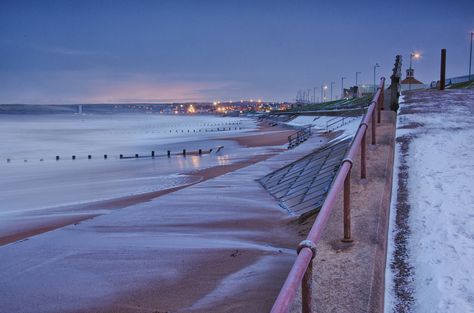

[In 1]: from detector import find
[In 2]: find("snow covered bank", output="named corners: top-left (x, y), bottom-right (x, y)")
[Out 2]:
top-left (385, 89), bottom-right (474, 313)
top-left (286, 114), bottom-right (362, 138)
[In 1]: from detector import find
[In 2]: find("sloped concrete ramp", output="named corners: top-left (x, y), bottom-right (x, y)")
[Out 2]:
top-left (259, 137), bottom-right (351, 218)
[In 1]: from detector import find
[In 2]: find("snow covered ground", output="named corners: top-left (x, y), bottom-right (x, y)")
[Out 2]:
top-left (385, 89), bottom-right (474, 313)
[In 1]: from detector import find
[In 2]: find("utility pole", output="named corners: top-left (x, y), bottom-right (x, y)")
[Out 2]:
top-left (341, 77), bottom-right (346, 98)
top-left (469, 31), bottom-right (473, 81)
top-left (373, 63), bottom-right (380, 92)
top-left (440, 49), bottom-right (446, 90)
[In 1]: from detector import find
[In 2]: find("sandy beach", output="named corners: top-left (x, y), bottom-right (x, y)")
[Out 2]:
top-left (0, 114), bottom-right (328, 313)
top-left (0, 120), bottom-right (294, 246)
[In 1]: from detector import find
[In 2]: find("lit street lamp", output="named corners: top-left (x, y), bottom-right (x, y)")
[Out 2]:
top-left (373, 63), bottom-right (380, 92)
top-left (321, 85), bottom-right (328, 102)
top-left (409, 52), bottom-right (421, 90)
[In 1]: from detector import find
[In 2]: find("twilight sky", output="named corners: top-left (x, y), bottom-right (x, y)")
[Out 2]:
top-left (0, 0), bottom-right (473, 104)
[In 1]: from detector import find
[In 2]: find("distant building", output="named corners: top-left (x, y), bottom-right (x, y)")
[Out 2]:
top-left (401, 68), bottom-right (425, 91)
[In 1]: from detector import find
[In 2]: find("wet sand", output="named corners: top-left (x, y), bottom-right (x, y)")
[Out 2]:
top-left (0, 124), bottom-right (293, 246)
top-left (0, 124), bottom-right (328, 313)
top-left (224, 125), bottom-right (295, 148)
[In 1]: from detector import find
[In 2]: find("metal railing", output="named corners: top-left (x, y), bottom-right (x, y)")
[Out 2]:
top-left (325, 107), bottom-right (366, 131)
top-left (430, 74), bottom-right (473, 88)
top-left (270, 77), bottom-right (386, 313)
top-left (288, 125), bottom-right (312, 149)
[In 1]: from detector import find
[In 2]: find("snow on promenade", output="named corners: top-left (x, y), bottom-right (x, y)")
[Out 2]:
top-left (385, 89), bottom-right (474, 313)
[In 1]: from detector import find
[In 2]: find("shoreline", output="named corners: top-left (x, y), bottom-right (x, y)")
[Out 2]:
top-left (0, 122), bottom-right (330, 313)
top-left (0, 123), bottom-right (294, 246)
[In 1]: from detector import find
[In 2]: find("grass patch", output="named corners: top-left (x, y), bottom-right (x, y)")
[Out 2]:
top-left (448, 80), bottom-right (474, 89)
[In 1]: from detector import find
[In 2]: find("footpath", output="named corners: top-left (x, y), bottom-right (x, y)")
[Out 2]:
top-left (290, 109), bottom-right (397, 313)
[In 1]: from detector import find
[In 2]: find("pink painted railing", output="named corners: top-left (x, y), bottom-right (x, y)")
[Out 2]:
top-left (270, 77), bottom-right (386, 313)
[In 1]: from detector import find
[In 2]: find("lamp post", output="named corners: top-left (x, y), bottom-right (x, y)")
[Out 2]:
top-left (409, 52), bottom-right (421, 90)
top-left (355, 72), bottom-right (361, 97)
top-left (373, 63), bottom-right (380, 92)
top-left (341, 77), bottom-right (347, 98)
top-left (321, 85), bottom-right (328, 102)
top-left (469, 31), bottom-right (473, 81)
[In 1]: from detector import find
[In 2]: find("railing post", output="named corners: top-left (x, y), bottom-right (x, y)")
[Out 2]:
top-left (302, 258), bottom-right (313, 313)
top-left (342, 170), bottom-right (352, 242)
top-left (371, 103), bottom-right (376, 145)
top-left (381, 86), bottom-right (385, 110)
top-left (297, 241), bottom-right (317, 313)
top-left (377, 88), bottom-right (382, 123)
top-left (341, 159), bottom-right (353, 243)
top-left (361, 131), bottom-right (367, 179)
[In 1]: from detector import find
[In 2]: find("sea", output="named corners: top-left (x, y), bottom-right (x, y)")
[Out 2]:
top-left (0, 113), bottom-right (259, 226)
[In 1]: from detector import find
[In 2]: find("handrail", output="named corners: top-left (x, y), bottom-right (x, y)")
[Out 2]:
top-left (325, 107), bottom-right (365, 131)
top-left (288, 125), bottom-right (312, 149)
top-left (270, 77), bottom-right (385, 313)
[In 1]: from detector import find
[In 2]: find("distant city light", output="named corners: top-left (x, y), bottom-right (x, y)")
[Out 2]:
top-left (187, 104), bottom-right (196, 113)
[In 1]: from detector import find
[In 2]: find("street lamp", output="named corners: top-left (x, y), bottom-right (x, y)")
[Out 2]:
top-left (341, 77), bottom-right (347, 98)
top-left (373, 63), bottom-right (380, 92)
top-left (409, 52), bottom-right (421, 90)
top-left (321, 85), bottom-right (328, 102)
top-left (469, 31), bottom-right (473, 81)
top-left (355, 71), bottom-right (361, 87)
